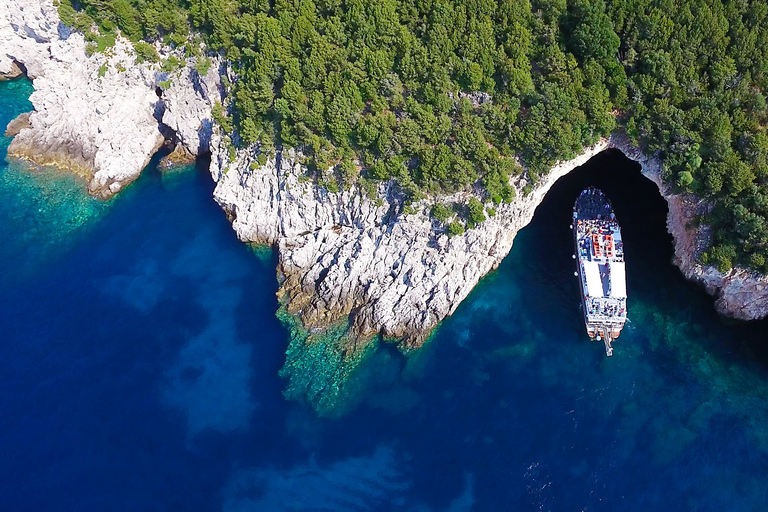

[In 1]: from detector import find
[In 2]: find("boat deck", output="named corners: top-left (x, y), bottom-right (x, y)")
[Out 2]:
top-left (573, 187), bottom-right (628, 355)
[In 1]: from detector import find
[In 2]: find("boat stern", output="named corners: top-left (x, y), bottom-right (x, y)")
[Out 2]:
top-left (586, 322), bottom-right (623, 356)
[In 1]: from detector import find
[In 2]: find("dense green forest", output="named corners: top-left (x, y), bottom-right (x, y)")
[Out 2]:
top-left (58, 0), bottom-right (768, 273)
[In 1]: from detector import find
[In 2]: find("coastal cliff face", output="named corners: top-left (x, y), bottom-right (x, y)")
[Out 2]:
top-left (3, 0), bottom-right (765, 345)
top-left (0, 0), bottom-right (220, 198)
top-left (612, 138), bottom-right (768, 321)
top-left (212, 136), bottom-right (612, 349)
top-left (213, 135), bottom-right (768, 350)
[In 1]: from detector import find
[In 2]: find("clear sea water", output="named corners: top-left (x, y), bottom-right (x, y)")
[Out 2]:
top-left (2, 77), bottom-right (768, 511)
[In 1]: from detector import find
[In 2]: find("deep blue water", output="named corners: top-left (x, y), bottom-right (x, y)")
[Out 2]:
top-left (2, 78), bottom-right (768, 511)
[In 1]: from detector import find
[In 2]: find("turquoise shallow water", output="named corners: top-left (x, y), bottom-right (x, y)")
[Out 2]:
top-left (2, 78), bottom-right (768, 510)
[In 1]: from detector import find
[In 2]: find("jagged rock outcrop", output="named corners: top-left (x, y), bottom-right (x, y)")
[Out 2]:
top-left (160, 59), bottom-right (221, 158)
top-left (1, 0), bottom-right (220, 198)
top-left (611, 136), bottom-right (768, 321)
top-left (212, 136), bottom-right (613, 348)
top-left (4, 111), bottom-right (30, 136)
top-left (0, 60), bottom-right (23, 80)
top-left (212, 134), bottom-right (768, 348)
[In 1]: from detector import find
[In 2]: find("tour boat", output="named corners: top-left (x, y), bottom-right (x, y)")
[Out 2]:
top-left (572, 187), bottom-right (627, 356)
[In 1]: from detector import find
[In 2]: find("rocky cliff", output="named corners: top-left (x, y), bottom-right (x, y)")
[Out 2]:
top-left (0, 0), bottom-right (221, 198)
top-left (612, 136), bottom-right (768, 321)
top-left (212, 134), bottom-right (768, 351)
top-left (212, 136), bottom-right (614, 350)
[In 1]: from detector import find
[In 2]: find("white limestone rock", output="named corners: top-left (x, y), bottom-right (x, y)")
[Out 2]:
top-left (212, 133), bottom-right (768, 347)
top-left (211, 134), bottom-right (612, 346)
top-left (161, 56), bottom-right (222, 157)
top-left (0, 0), bottom-right (59, 79)
top-left (1, 0), bottom-right (221, 198)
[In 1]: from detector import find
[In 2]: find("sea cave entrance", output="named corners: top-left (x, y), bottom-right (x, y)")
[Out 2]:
top-left (532, 147), bottom-right (673, 293)
top-left (516, 147), bottom-right (768, 363)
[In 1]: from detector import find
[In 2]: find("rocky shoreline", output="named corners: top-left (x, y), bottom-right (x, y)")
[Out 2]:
top-left (1, 0), bottom-right (221, 198)
top-left (3, 0), bottom-right (767, 350)
top-left (211, 137), bottom-right (618, 350)
top-left (211, 133), bottom-right (768, 350)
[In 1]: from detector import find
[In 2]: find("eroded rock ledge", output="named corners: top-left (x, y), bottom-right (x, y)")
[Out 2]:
top-left (211, 132), bottom-right (768, 351)
top-left (1, 0), bottom-right (221, 198)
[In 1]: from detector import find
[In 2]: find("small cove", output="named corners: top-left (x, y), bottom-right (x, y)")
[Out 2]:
top-left (2, 78), bottom-right (768, 510)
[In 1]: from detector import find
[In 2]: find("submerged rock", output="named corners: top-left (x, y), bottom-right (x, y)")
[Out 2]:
top-left (0, 0), bottom-right (221, 198)
top-left (158, 144), bottom-right (196, 170)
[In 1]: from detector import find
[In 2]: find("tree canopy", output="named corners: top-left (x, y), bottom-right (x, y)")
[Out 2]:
top-left (60, 0), bottom-right (768, 270)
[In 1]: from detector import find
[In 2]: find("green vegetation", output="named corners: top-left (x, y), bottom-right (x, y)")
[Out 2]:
top-left (605, 0), bottom-right (768, 272)
top-left (133, 41), bottom-right (159, 63)
top-left (58, 0), bottom-right (97, 33)
top-left (430, 203), bottom-right (453, 223)
top-left (212, 101), bottom-right (233, 133)
top-left (59, 0), bottom-right (768, 271)
top-left (447, 221), bottom-right (465, 237)
top-left (466, 197), bottom-right (487, 227)
top-left (194, 56), bottom-right (211, 76)
top-left (89, 31), bottom-right (116, 52)
top-left (58, 0), bottom-right (189, 44)
top-left (161, 54), bottom-right (183, 73)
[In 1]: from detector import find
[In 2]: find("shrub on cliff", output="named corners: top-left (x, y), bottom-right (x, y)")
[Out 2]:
top-left (133, 42), bottom-right (159, 63)
top-left (447, 222), bottom-right (465, 237)
top-left (57, 0), bottom-right (94, 34)
top-left (194, 56), bottom-right (211, 76)
top-left (211, 101), bottom-right (233, 133)
top-left (466, 197), bottom-right (486, 228)
top-left (676, 171), bottom-right (694, 192)
top-left (112, 0), bottom-right (142, 40)
top-left (709, 244), bottom-right (737, 273)
top-left (430, 203), bottom-right (452, 223)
